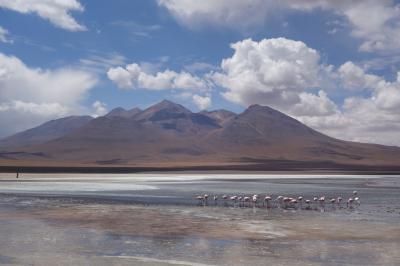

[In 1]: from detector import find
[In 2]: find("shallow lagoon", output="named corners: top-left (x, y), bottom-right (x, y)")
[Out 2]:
top-left (0, 173), bottom-right (399, 265)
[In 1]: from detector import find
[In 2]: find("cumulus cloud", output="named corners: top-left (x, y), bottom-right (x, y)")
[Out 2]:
top-left (158, 0), bottom-right (400, 54)
top-left (213, 38), bottom-right (323, 108)
top-left (0, 26), bottom-right (12, 43)
top-left (192, 94), bottom-right (211, 110)
top-left (287, 0), bottom-right (400, 54)
top-left (107, 63), bottom-right (208, 91)
top-left (337, 61), bottom-right (382, 91)
top-left (92, 101), bottom-right (107, 117)
top-left (0, 0), bottom-right (86, 31)
top-left (0, 53), bottom-right (98, 137)
top-left (210, 37), bottom-right (400, 145)
top-left (297, 64), bottom-right (400, 145)
top-left (289, 91), bottom-right (338, 117)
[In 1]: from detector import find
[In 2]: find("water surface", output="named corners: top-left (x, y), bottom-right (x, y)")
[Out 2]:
top-left (0, 173), bottom-right (399, 265)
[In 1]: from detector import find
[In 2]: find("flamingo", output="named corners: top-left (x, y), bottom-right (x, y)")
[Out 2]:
top-left (305, 199), bottom-right (311, 210)
top-left (337, 197), bottom-right (343, 208)
top-left (330, 198), bottom-right (336, 209)
top-left (276, 196), bottom-right (284, 208)
top-left (354, 197), bottom-right (360, 206)
top-left (313, 197), bottom-right (318, 210)
top-left (213, 195), bottom-right (218, 205)
top-left (298, 196), bottom-right (303, 209)
top-left (204, 194), bottom-right (209, 206)
top-left (230, 195), bottom-right (238, 206)
top-left (283, 197), bottom-right (291, 209)
top-left (290, 198), bottom-right (298, 209)
top-left (196, 195), bottom-right (204, 206)
top-left (347, 197), bottom-right (354, 208)
top-left (222, 194), bottom-right (228, 206)
top-left (243, 197), bottom-right (250, 207)
top-left (319, 196), bottom-right (326, 211)
top-left (264, 196), bottom-right (272, 208)
top-left (237, 196), bottom-right (243, 207)
top-left (252, 194), bottom-right (259, 207)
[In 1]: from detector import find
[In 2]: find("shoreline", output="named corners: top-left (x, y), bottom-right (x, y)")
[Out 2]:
top-left (1, 165), bottom-right (400, 175)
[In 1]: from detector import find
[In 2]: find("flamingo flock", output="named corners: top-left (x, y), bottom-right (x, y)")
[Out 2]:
top-left (195, 190), bottom-right (361, 211)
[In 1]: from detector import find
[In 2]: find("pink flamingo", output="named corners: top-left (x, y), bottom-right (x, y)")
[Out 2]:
top-left (313, 197), bottom-right (318, 210)
top-left (283, 197), bottom-right (291, 209)
top-left (196, 195), bottom-right (204, 205)
top-left (347, 197), bottom-right (354, 208)
top-left (297, 196), bottom-right (303, 209)
top-left (337, 197), bottom-right (343, 208)
top-left (243, 197), bottom-right (250, 207)
top-left (230, 195), bottom-right (238, 206)
top-left (276, 196), bottom-right (284, 208)
top-left (237, 196), bottom-right (243, 207)
top-left (252, 194), bottom-right (259, 207)
top-left (204, 194), bottom-right (209, 206)
top-left (222, 194), bottom-right (228, 206)
top-left (290, 198), bottom-right (298, 209)
top-left (305, 199), bottom-right (311, 209)
top-left (213, 195), bottom-right (218, 205)
top-left (330, 198), bottom-right (336, 209)
top-left (264, 196), bottom-right (272, 208)
top-left (354, 197), bottom-right (360, 206)
top-left (319, 196), bottom-right (326, 211)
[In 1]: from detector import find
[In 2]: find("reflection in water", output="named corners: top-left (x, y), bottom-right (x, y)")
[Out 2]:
top-left (0, 174), bottom-right (400, 265)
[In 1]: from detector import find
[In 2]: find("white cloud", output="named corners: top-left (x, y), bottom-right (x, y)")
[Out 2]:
top-left (107, 63), bottom-right (208, 91)
top-left (0, 26), bottom-right (12, 43)
top-left (213, 38), bottom-right (322, 108)
top-left (286, 0), bottom-right (400, 54)
top-left (184, 62), bottom-right (218, 73)
top-left (157, 0), bottom-right (280, 31)
top-left (158, 0), bottom-right (400, 54)
top-left (92, 101), bottom-right (107, 117)
top-left (0, 0), bottom-right (86, 31)
top-left (296, 64), bottom-right (400, 146)
top-left (110, 20), bottom-right (162, 38)
top-left (0, 53), bottom-right (98, 137)
top-left (337, 61), bottom-right (382, 91)
top-left (192, 94), bottom-right (211, 110)
top-left (79, 52), bottom-right (126, 74)
top-left (0, 101), bottom-right (69, 117)
top-left (208, 37), bottom-right (400, 145)
top-left (289, 91), bottom-right (338, 117)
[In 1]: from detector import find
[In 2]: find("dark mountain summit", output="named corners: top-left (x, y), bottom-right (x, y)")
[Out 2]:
top-left (105, 107), bottom-right (141, 118)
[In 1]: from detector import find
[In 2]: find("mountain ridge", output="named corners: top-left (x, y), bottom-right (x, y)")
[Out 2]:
top-left (1, 100), bottom-right (400, 169)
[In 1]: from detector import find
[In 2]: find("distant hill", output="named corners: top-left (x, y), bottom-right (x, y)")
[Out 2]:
top-left (0, 116), bottom-right (93, 148)
top-left (1, 100), bottom-right (400, 170)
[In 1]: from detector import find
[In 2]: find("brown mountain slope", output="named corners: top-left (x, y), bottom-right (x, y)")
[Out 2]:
top-left (0, 116), bottom-right (93, 148)
top-left (1, 100), bottom-right (400, 168)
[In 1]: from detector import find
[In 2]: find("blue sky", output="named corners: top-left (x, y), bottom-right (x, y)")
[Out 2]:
top-left (1, 0), bottom-right (400, 146)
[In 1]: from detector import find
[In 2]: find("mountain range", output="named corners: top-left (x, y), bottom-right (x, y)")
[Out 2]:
top-left (1, 100), bottom-right (400, 171)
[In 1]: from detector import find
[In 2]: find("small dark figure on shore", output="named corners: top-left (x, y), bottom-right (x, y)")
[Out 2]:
top-left (16, 172), bottom-right (19, 179)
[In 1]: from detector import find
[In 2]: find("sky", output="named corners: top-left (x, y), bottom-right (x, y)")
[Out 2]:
top-left (1, 0), bottom-right (400, 146)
